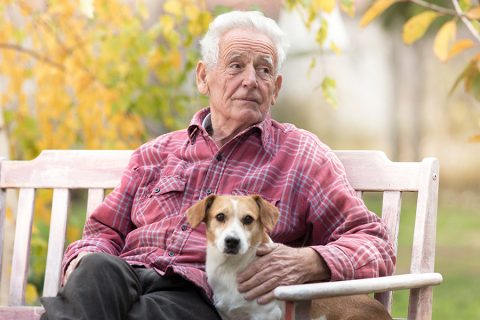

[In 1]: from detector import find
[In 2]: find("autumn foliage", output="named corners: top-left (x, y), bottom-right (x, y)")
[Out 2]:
top-left (0, 0), bottom-right (212, 160)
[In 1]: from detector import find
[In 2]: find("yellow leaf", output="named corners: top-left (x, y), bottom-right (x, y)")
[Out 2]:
top-left (468, 133), bottom-right (480, 142)
top-left (467, 6), bottom-right (480, 19)
top-left (360, 0), bottom-right (397, 27)
top-left (402, 11), bottom-right (439, 45)
top-left (312, 0), bottom-right (336, 13)
top-left (330, 42), bottom-right (342, 55)
top-left (434, 20), bottom-right (457, 62)
top-left (25, 283), bottom-right (39, 305)
top-left (159, 15), bottom-right (175, 35)
top-left (447, 39), bottom-right (475, 60)
top-left (163, 0), bottom-right (182, 17)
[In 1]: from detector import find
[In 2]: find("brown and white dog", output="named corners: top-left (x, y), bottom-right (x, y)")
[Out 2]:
top-left (186, 194), bottom-right (392, 320)
top-left (186, 194), bottom-right (283, 320)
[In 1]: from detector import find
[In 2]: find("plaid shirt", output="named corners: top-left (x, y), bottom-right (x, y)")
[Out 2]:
top-left (63, 108), bottom-right (395, 299)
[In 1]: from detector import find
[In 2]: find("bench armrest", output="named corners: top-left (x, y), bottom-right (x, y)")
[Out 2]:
top-left (273, 273), bottom-right (443, 301)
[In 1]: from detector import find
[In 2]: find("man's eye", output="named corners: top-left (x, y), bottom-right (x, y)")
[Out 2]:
top-left (229, 63), bottom-right (241, 69)
top-left (216, 213), bottom-right (225, 222)
top-left (242, 215), bottom-right (254, 225)
top-left (259, 67), bottom-right (270, 74)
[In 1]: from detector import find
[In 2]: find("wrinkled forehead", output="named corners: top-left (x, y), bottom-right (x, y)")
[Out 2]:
top-left (218, 28), bottom-right (277, 66)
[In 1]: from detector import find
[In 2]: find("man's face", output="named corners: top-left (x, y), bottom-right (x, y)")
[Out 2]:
top-left (197, 28), bottom-right (282, 132)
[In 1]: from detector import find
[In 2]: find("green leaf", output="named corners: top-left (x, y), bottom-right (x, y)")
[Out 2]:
top-left (471, 73), bottom-right (480, 101)
top-left (340, 0), bottom-right (355, 16)
top-left (307, 57), bottom-right (317, 78)
top-left (449, 54), bottom-right (480, 97)
top-left (316, 19), bottom-right (329, 45)
top-left (321, 76), bottom-right (337, 107)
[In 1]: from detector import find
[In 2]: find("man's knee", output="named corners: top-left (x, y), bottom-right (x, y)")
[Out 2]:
top-left (73, 252), bottom-right (128, 279)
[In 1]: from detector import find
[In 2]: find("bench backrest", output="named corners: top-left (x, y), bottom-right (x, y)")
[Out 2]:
top-left (0, 149), bottom-right (439, 317)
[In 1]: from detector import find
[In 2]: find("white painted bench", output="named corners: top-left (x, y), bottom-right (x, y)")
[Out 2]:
top-left (0, 150), bottom-right (442, 319)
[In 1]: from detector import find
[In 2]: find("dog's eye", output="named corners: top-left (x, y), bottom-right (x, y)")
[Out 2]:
top-left (242, 215), bottom-right (254, 225)
top-left (216, 213), bottom-right (225, 222)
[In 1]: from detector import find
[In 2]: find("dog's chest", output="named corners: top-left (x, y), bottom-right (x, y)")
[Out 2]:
top-left (206, 251), bottom-right (283, 320)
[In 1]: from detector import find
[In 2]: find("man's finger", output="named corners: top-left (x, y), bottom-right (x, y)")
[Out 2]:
top-left (256, 291), bottom-right (275, 305)
top-left (237, 253), bottom-right (268, 283)
top-left (242, 275), bottom-right (279, 301)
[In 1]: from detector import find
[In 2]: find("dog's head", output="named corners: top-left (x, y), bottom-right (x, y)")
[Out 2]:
top-left (186, 195), bottom-right (279, 255)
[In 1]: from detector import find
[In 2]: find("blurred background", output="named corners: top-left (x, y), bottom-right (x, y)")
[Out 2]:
top-left (1, 0), bottom-right (479, 318)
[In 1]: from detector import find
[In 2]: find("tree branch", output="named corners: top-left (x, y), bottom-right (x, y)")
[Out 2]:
top-left (404, 0), bottom-right (480, 43)
top-left (452, 0), bottom-right (480, 43)
top-left (0, 43), bottom-right (65, 71)
top-left (407, 0), bottom-right (461, 16)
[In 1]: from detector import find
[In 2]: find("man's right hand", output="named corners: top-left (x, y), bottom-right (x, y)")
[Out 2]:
top-left (63, 251), bottom-right (92, 285)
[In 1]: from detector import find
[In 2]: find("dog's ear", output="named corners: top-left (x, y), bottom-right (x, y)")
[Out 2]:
top-left (186, 195), bottom-right (216, 228)
top-left (253, 195), bottom-right (279, 232)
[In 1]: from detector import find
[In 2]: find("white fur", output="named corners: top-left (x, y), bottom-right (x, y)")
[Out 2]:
top-left (206, 198), bottom-right (284, 320)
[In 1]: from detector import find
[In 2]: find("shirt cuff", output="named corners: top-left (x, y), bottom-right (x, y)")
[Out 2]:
top-left (311, 245), bottom-right (355, 281)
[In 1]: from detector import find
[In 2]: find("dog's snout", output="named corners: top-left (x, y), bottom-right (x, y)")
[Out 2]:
top-left (225, 237), bottom-right (240, 253)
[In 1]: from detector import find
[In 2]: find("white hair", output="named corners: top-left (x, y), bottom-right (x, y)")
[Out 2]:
top-left (199, 11), bottom-right (289, 74)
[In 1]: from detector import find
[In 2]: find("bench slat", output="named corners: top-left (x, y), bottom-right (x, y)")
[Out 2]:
top-left (335, 151), bottom-right (421, 191)
top-left (9, 188), bottom-right (35, 306)
top-left (0, 188), bottom-right (5, 277)
top-left (375, 190), bottom-right (402, 312)
top-left (0, 150), bottom-right (131, 189)
top-left (43, 189), bottom-right (70, 297)
top-left (86, 189), bottom-right (105, 218)
top-left (0, 306), bottom-right (43, 320)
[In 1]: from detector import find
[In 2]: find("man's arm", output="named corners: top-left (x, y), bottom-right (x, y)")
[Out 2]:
top-left (237, 150), bottom-right (395, 304)
top-left (61, 150), bottom-right (142, 281)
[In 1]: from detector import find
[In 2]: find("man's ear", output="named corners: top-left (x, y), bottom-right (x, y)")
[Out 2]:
top-left (186, 195), bottom-right (216, 228)
top-left (271, 74), bottom-right (282, 106)
top-left (253, 195), bottom-right (279, 231)
top-left (196, 61), bottom-right (209, 95)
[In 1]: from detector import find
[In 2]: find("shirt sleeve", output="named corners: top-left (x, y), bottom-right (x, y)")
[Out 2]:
top-left (307, 150), bottom-right (396, 281)
top-left (61, 149), bottom-right (142, 277)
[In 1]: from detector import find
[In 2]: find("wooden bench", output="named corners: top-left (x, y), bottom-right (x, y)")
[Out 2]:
top-left (0, 150), bottom-right (442, 319)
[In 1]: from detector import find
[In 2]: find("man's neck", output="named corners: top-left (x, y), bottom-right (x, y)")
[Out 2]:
top-left (204, 113), bottom-right (251, 148)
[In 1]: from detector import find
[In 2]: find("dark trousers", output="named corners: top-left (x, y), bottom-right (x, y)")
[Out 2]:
top-left (40, 253), bottom-right (221, 320)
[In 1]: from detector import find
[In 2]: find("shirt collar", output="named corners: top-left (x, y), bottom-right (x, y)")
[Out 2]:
top-left (187, 107), bottom-right (274, 155)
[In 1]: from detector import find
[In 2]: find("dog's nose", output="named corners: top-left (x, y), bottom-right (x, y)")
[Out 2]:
top-left (225, 237), bottom-right (240, 251)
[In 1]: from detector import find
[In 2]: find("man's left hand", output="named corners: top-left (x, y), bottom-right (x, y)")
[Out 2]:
top-left (236, 244), bottom-right (330, 305)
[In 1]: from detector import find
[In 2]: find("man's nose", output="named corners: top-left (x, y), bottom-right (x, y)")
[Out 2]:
top-left (242, 65), bottom-right (257, 88)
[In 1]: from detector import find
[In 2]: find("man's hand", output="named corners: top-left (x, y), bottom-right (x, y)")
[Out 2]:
top-left (63, 251), bottom-right (92, 285)
top-left (237, 244), bottom-right (331, 305)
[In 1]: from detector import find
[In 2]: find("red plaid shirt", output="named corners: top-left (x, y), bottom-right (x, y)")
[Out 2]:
top-left (63, 108), bottom-right (395, 299)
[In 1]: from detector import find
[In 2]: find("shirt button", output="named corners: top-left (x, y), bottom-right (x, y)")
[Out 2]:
top-left (168, 251), bottom-right (174, 257)
top-left (181, 224), bottom-right (187, 231)
top-left (206, 189), bottom-right (212, 195)
top-left (154, 187), bottom-right (161, 193)
top-left (216, 154), bottom-right (223, 161)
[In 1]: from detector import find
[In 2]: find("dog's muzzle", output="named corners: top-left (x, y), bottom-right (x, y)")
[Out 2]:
top-left (224, 236), bottom-right (240, 254)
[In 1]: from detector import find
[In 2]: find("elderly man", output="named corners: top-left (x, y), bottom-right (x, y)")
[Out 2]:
top-left (41, 10), bottom-right (395, 320)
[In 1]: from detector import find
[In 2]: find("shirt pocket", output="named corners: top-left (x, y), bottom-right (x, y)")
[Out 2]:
top-left (133, 175), bottom-right (186, 226)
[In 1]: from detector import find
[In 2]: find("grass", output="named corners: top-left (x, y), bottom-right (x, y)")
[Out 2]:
top-left (363, 192), bottom-right (480, 319)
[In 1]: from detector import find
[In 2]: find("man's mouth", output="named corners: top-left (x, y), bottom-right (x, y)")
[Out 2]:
top-left (235, 96), bottom-right (260, 104)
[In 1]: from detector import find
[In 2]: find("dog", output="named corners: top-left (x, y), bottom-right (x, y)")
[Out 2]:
top-left (186, 194), bottom-right (393, 320)
top-left (186, 194), bottom-right (283, 320)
